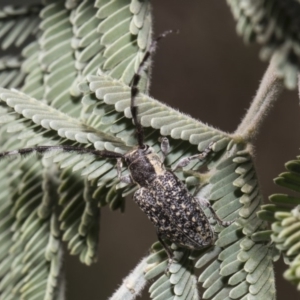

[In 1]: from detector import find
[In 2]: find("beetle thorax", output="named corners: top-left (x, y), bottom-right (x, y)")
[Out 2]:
top-left (124, 146), bottom-right (165, 187)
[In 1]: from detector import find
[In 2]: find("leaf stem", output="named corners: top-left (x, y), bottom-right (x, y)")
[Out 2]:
top-left (108, 257), bottom-right (148, 300)
top-left (234, 58), bottom-right (284, 142)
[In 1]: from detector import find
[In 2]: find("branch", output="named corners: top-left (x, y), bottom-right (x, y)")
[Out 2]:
top-left (108, 257), bottom-right (148, 300)
top-left (234, 58), bottom-right (284, 142)
top-left (298, 74), bottom-right (300, 101)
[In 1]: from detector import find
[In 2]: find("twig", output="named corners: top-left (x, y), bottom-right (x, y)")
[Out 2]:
top-left (108, 257), bottom-right (148, 300)
top-left (298, 74), bottom-right (300, 101)
top-left (234, 57), bottom-right (284, 142)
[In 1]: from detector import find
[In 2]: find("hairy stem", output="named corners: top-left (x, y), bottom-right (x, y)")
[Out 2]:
top-left (234, 58), bottom-right (284, 142)
top-left (108, 257), bottom-right (148, 300)
top-left (298, 74), bottom-right (300, 100)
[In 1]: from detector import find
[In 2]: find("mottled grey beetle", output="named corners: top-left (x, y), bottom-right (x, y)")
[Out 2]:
top-left (0, 31), bottom-right (231, 268)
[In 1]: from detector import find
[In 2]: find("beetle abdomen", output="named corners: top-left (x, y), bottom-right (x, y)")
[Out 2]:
top-left (133, 171), bottom-right (213, 249)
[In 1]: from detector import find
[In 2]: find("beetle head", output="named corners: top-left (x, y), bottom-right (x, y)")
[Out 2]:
top-left (124, 145), bottom-right (153, 165)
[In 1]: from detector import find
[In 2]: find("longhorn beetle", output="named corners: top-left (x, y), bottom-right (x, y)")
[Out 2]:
top-left (0, 31), bottom-right (232, 270)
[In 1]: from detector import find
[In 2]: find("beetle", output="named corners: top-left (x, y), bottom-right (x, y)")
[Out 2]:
top-left (0, 31), bottom-right (231, 269)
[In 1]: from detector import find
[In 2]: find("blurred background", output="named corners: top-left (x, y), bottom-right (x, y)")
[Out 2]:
top-left (2, 0), bottom-right (300, 299)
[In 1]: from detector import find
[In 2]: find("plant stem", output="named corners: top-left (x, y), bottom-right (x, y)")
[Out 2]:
top-left (108, 257), bottom-right (148, 300)
top-left (298, 74), bottom-right (300, 100)
top-left (234, 58), bottom-right (284, 142)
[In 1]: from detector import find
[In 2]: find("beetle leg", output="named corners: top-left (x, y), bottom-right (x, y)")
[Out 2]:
top-left (119, 174), bottom-right (134, 184)
top-left (116, 158), bottom-right (123, 178)
top-left (157, 232), bottom-right (177, 274)
top-left (196, 196), bottom-right (233, 227)
top-left (158, 136), bottom-right (170, 163)
top-left (172, 142), bottom-right (214, 172)
top-left (117, 158), bottom-right (134, 184)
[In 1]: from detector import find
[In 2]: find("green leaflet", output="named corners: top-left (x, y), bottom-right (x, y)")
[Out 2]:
top-left (71, 0), bottom-right (151, 104)
top-left (40, 1), bottom-right (82, 118)
top-left (0, 137), bottom-right (63, 300)
top-left (144, 144), bottom-right (277, 300)
top-left (0, 0), bottom-right (153, 299)
top-left (0, 88), bottom-right (123, 147)
top-left (199, 146), bottom-right (275, 300)
top-left (0, 1), bottom-right (286, 300)
top-left (146, 245), bottom-right (200, 300)
top-left (0, 56), bottom-right (25, 89)
top-left (262, 155), bottom-right (300, 290)
top-left (0, 4), bottom-right (41, 50)
top-left (0, 51), bottom-right (277, 300)
top-left (227, 0), bottom-right (300, 89)
top-left (59, 169), bottom-right (100, 265)
top-left (84, 73), bottom-right (230, 154)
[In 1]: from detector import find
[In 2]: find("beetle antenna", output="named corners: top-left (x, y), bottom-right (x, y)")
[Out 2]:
top-left (130, 30), bottom-right (174, 148)
top-left (0, 145), bottom-right (124, 160)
